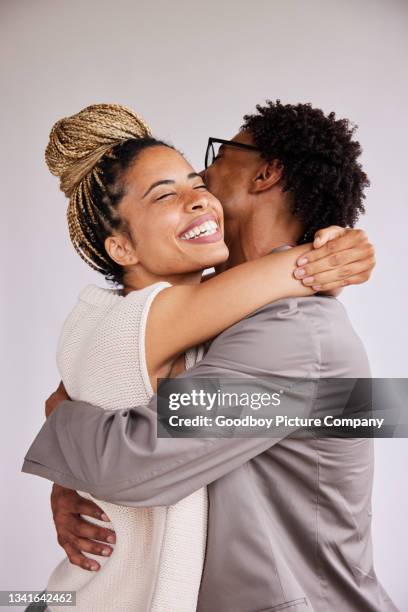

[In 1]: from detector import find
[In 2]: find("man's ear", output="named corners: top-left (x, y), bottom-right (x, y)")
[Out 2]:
top-left (104, 233), bottom-right (138, 267)
top-left (249, 159), bottom-right (283, 194)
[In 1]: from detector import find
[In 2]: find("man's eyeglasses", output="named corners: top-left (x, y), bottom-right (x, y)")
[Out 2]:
top-left (205, 137), bottom-right (260, 169)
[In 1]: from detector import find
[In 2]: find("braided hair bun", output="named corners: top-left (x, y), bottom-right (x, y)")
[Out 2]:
top-left (44, 103), bottom-right (167, 282)
top-left (45, 103), bottom-right (152, 197)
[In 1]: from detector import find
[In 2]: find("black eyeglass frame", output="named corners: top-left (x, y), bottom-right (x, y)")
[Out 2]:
top-left (205, 137), bottom-right (260, 169)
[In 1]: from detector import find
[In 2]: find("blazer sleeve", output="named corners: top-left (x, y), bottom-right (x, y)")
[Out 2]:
top-left (22, 303), bottom-right (318, 507)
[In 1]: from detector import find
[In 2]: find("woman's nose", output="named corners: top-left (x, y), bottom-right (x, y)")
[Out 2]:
top-left (185, 195), bottom-right (209, 212)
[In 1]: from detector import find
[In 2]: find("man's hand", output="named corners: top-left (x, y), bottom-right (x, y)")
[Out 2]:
top-left (51, 484), bottom-right (116, 571)
top-left (45, 381), bottom-right (70, 418)
top-left (294, 226), bottom-right (375, 291)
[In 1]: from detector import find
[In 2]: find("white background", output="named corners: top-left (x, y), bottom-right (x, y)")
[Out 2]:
top-left (1, 0), bottom-right (407, 609)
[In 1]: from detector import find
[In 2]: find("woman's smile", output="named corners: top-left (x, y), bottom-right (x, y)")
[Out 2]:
top-left (178, 212), bottom-right (223, 244)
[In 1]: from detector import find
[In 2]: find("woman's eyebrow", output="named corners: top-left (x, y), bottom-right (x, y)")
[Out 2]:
top-left (143, 179), bottom-right (175, 198)
top-left (143, 173), bottom-right (203, 198)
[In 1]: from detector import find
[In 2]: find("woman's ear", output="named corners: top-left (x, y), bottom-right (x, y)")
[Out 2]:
top-left (249, 159), bottom-right (283, 194)
top-left (104, 234), bottom-right (138, 267)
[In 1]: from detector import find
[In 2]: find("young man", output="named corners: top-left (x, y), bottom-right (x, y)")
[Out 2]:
top-left (23, 102), bottom-right (396, 611)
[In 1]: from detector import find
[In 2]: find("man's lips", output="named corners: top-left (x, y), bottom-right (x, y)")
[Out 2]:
top-left (178, 213), bottom-right (219, 238)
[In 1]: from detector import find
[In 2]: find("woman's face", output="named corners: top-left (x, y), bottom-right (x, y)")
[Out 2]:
top-left (111, 146), bottom-right (229, 278)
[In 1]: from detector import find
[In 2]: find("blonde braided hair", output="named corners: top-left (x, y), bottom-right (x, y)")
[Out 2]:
top-left (45, 103), bottom-right (155, 277)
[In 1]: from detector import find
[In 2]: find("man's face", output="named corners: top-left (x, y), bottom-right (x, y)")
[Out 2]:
top-left (202, 131), bottom-right (261, 220)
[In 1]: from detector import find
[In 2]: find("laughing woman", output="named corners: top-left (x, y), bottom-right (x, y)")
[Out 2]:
top-left (39, 104), bottom-right (369, 612)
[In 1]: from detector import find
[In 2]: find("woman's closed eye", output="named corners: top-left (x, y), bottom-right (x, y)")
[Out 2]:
top-left (156, 192), bottom-right (176, 201)
top-left (156, 184), bottom-right (207, 201)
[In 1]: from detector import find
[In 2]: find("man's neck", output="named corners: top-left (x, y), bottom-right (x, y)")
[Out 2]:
top-left (218, 207), bottom-right (302, 271)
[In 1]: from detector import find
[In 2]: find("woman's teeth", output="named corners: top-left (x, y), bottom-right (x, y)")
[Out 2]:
top-left (180, 220), bottom-right (218, 240)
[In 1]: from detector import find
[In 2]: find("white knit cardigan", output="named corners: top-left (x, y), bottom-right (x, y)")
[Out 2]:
top-left (47, 283), bottom-right (208, 612)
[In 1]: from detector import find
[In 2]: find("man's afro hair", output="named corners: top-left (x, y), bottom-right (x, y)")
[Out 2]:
top-left (242, 100), bottom-right (369, 243)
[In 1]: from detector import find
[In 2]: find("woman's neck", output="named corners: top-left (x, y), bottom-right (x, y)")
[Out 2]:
top-left (122, 267), bottom-right (203, 296)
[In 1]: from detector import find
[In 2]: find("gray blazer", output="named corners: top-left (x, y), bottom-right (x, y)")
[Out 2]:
top-left (22, 295), bottom-right (398, 612)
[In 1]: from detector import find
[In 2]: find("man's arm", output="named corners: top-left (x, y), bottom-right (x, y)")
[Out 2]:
top-left (22, 306), bottom-right (317, 507)
top-left (22, 395), bottom-right (286, 506)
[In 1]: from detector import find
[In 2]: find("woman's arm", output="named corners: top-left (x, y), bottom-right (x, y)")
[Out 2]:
top-left (147, 243), bottom-right (314, 370)
top-left (147, 225), bottom-right (375, 372)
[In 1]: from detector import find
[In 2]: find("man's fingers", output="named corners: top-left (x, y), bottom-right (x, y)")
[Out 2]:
top-left (75, 498), bottom-right (111, 522)
top-left (294, 244), bottom-right (374, 279)
top-left (64, 515), bottom-right (116, 544)
top-left (301, 259), bottom-right (374, 288)
top-left (66, 533), bottom-right (113, 558)
top-left (63, 542), bottom-right (101, 572)
top-left (51, 486), bottom-right (111, 523)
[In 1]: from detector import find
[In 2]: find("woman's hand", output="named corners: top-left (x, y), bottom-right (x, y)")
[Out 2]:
top-left (50, 484), bottom-right (116, 571)
top-left (45, 381), bottom-right (70, 418)
top-left (294, 227), bottom-right (375, 292)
